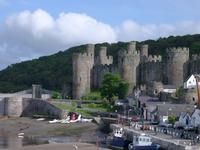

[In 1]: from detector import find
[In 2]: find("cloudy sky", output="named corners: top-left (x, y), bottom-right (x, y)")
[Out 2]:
top-left (0, 0), bottom-right (200, 70)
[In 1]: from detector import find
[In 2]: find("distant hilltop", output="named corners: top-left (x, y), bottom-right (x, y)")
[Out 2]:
top-left (0, 34), bottom-right (200, 96)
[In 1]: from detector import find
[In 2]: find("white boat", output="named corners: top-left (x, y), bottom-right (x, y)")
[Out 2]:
top-left (110, 128), bottom-right (127, 149)
top-left (128, 133), bottom-right (160, 150)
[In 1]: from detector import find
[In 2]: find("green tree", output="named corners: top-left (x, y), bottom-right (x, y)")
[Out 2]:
top-left (118, 82), bottom-right (129, 99)
top-left (100, 73), bottom-right (129, 102)
top-left (52, 91), bottom-right (62, 99)
top-left (168, 115), bottom-right (177, 124)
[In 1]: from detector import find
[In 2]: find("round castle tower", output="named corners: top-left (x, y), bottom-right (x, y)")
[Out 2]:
top-left (140, 44), bottom-right (148, 62)
top-left (166, 47), bottom-right (189, 87)
top-left (118, 41), bottom-right (140, 93)
top-left (97, 46), bottom-right (113, 65)
top-left (72, 44), bottom-right (94, 99)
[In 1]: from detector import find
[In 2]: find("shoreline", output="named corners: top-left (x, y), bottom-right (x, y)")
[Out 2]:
top-left (0, 117), bottom-right (110, 149)
top-left (5, 142), bottom-right (110, 150)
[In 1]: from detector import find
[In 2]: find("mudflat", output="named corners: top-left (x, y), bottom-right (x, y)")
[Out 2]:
top-left (0, 117), bottom-right (98, 137)
top-left (6, 142), bottom-right (110, 150)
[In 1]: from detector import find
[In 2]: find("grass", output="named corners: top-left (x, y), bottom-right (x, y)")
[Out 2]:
top-left (82, 91), bottom-right (102, 100)
top-left (51, 101), bottom-right (113, 117)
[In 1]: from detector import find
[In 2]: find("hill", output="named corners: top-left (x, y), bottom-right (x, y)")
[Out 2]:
top-left (0, 34), bottom-right (200, 93)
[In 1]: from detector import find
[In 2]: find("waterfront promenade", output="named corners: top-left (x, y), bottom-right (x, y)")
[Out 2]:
top-left (111, 124), bottom-right (200, 150)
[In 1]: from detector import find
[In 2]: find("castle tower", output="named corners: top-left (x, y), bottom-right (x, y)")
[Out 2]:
top-left (128, 41), bottom-right (136, 54)
top-left (166, 47), bottom-right (189, 87)
top-left (86, 44), bottom-right (95, 67)
top-left (118, 42), bottom-right (140, 93)
top-left (140, 44), bottom-right (148, 62)
top-left (72, 44), bottom-right (95, 99)
top-left (96, 46), bottom-right (113, 65)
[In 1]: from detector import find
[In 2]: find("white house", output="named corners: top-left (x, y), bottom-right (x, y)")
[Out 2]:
top-left (184, 74), bottom-right (200, 89)
top-left (175, 112), bottom-right (191, 127)
top-left (190, 109), bottom-right (200, 127)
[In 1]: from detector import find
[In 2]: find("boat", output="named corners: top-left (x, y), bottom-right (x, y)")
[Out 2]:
top-left (128, 133), bottom-right (160, 150)
top-left (109, 128), bottom-right (126, 149)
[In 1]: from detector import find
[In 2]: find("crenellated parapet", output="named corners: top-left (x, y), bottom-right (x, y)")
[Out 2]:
top-left (166, 47), bottom-right (189, 55)
top-left (191, 54), bottom-right (200, 60)
top-left (166, 47), bottom-right (190, 87)
top-left (72, 44), bottom-right (95, 99)
top-left (118, 42), bottom-right (140, 92)
top-left (95, 46), bottom-right (113, 65)
top-left (147, 55), bottom-right (162, 62)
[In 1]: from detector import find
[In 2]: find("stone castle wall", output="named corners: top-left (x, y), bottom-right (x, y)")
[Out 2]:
top-left (72, 41), bottom-right (200, 99)
top-left (189, 54), bottom-right (200, 75)
top-left (92, 64), bottom-right (118, 89)
top-left (140, 61), bottom-right (164, 84)
top-left (166, 47), bottom-right (190, 87)
top-left (118, 42), bottom-right (140, 92)
top-left (95, 46), bottom-right (113, 65)
top-left (72, 44), bottom-right (94, 99)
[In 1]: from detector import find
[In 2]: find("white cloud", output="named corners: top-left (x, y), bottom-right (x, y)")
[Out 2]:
top-left (116, 20), bottom-right (200, 41)
top-left (0, 9), bottom-right (116, 69)
top-left (0, 9), bottom-right (200, 69)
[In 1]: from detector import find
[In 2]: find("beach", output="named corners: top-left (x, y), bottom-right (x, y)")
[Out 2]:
top-left (0, 117), bottom-right (110, 149)
top-left (5, 142), bottom-right (110, 150)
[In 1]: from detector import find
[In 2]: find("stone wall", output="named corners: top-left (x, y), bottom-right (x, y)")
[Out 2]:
top-left (72, 44), bottom-right (94, 99)
top-left (92, 64), bottom-right (118, 89)
top-left (95, 46), bottom-right (113, 65)
top-left (22, 98), bottom-right (66, 119)
top-left (118, 42), bottom-right (140, 92)
top-left (140, 61), bottom-right (164, 84)
top-left (0, 97), bottom-right (65, 119)
top-left (166, 47), bottom-right (189, 87)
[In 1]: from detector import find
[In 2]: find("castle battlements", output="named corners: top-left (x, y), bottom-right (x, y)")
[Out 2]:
top-left (72, 41), bottom-right (197, 99)
top-left (147, 55), bottom-right (162, 62)
top-left (166, 47), bottom-right (190, 54)
top-left (192, 54), bottom-right (200, 60)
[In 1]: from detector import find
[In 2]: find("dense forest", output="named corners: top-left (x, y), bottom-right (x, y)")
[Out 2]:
top-left (0, 34), bottom-right (200, 93)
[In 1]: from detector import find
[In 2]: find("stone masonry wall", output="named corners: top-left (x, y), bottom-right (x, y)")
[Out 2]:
top-left (166, 47), bottom-right (189, 87)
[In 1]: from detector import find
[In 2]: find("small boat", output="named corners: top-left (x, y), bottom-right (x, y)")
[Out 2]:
top-left (110, 128), bottom-right (126, 149)
top-left (128, 133), bottom-right (160, 150)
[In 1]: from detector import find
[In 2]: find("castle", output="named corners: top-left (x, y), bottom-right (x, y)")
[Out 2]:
top-left (72, 41), bottom-right (200, 99)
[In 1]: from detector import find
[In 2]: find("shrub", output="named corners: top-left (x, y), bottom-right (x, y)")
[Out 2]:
top-left (52, 91), bottom-right (62, 99)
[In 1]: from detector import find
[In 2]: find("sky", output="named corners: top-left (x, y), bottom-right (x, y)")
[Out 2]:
top-left (0, 0), bottom-right (200, 69)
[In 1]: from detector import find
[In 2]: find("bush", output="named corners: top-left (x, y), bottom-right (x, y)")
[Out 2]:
top-left (168, 115), bottom-right (177, 124)
top-left (52, 91), bottom-right (62, 99)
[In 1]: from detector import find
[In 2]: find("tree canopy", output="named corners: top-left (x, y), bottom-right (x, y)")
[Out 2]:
top-left (100, 73), bottom-right (129, 102)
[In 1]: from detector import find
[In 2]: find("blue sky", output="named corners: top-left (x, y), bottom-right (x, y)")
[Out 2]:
top-left (1, 0), bottom-right (200, 24)
top-left (0, 0), bottom-right (200, 69)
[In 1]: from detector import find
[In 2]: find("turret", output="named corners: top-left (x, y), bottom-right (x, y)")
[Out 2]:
top-left (72, 44), bottom-right (95, 99)
top-left (118, 42), bottom-right (140, 93)
top-left (96, 46), bottom-right (113, 65)
top-left (140, 45), bottom-right (148, 62)
top-left (128, 41), bottom-right (136, 54)
top-left (166, 47), bottom-right (189, 87)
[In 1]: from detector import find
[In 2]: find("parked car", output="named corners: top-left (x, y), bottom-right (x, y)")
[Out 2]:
top-left (184, 126), bottom-right (195, 131)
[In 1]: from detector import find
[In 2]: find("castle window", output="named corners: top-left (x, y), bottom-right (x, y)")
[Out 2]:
top-left (121, 58), bottom-right (124, 63)
top-left (80, 77), bottom-right (81, 81)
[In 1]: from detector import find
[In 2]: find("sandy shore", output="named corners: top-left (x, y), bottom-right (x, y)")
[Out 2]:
top-left (5, 142), bottom-right (110, 150)
top-left (0, 117), bottom-right (110, 149)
